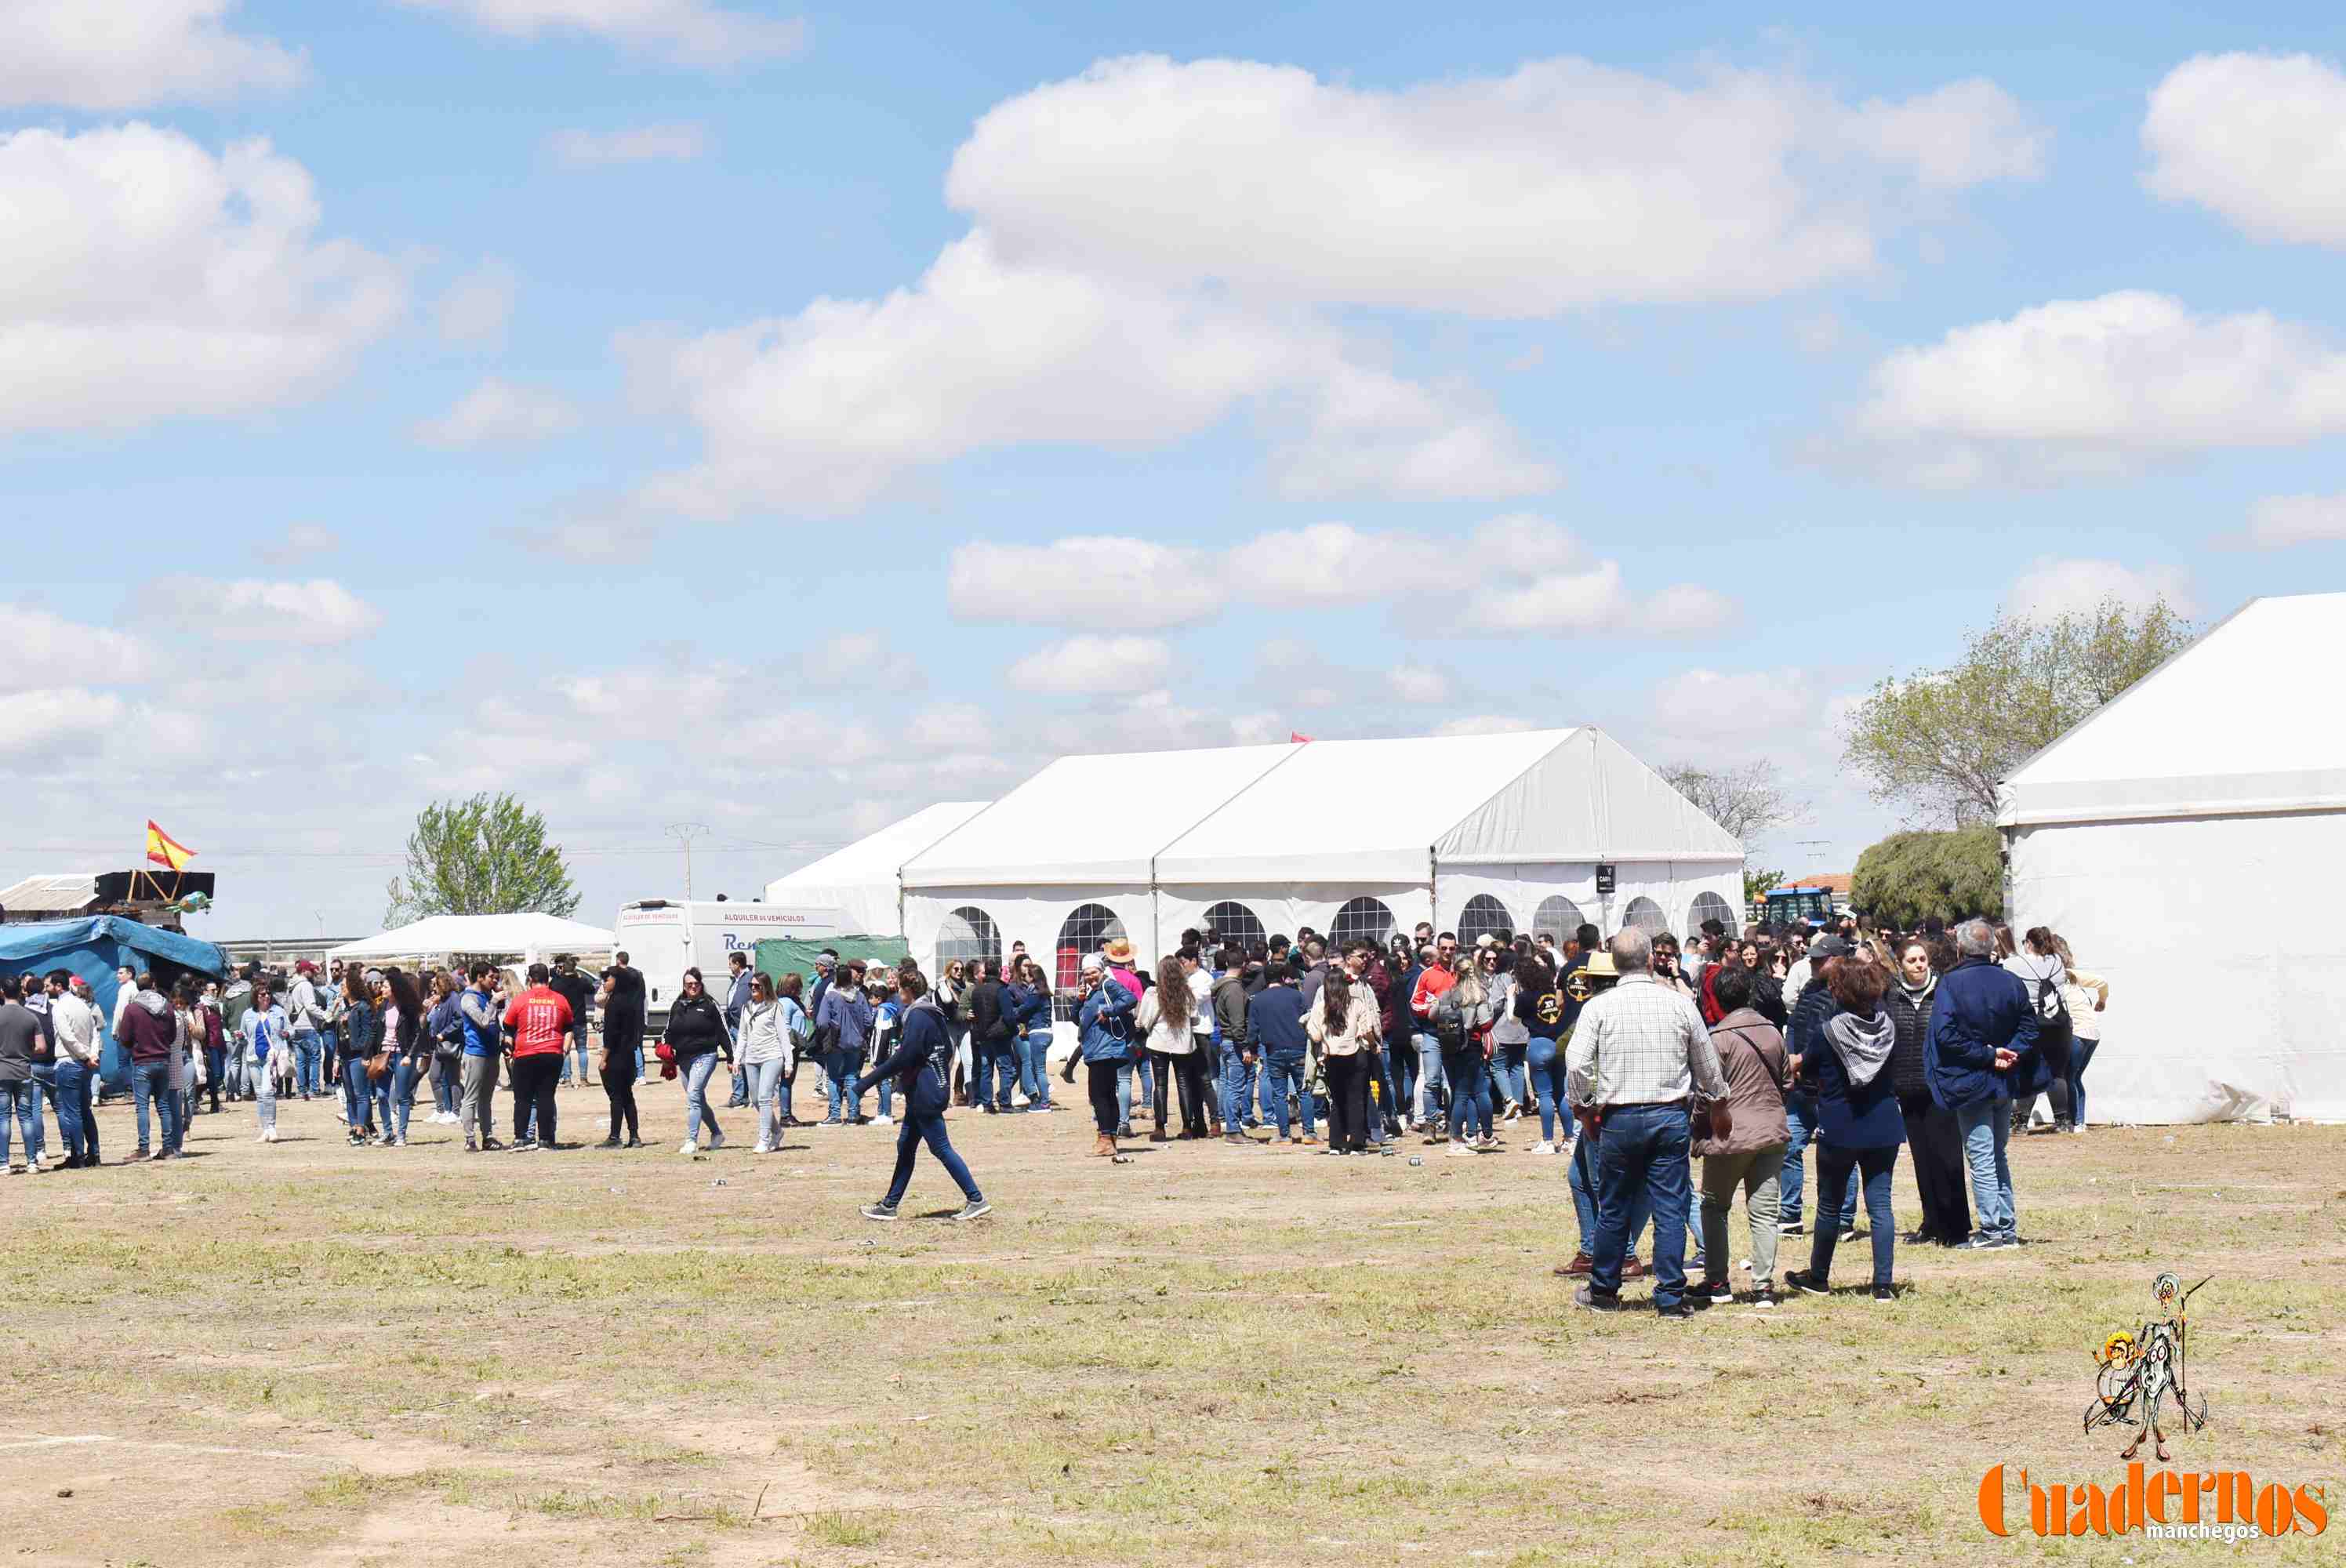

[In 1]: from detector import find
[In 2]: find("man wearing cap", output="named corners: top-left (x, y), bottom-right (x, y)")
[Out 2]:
top-left (1566, 928), bottom-right (1729, 1318)
top-left (1778, 935), bottom-right (1858, 1239)
top-left (286, 960), bottom-right (330, 1101)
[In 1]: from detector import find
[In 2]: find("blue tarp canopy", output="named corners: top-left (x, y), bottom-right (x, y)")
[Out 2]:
top-left (0, 916), bottom-right (230, 1087)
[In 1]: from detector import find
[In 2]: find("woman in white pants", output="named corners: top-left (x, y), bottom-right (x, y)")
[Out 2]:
top-left (239, 982), bottom-right (292, 1142)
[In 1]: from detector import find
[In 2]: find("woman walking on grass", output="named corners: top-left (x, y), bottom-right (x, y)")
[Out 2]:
top-left (738, 971), bottom-right (801, 1153)
top-left (239, 982), bottom-right (292, 1144)
top-left (340, 971), bottom-right (383, 1146)
top-left (859, 970), bottom-right (989, 1221)
top-left (663, 967), bottom-right (730, 1155)
top-left (383, 968), bottom-right (428, 1146)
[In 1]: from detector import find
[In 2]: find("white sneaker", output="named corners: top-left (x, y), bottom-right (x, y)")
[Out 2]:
top-left (265, 1127), bottom-right (280, 1143)
top-left (1531, 1140), bottom-right (1556, 1156)
top-left (256, 1131), bottom-right (270, 1143)
top-left (752, 1141), bottom-right (772, 1154)
top-left (1447, 1139), bottom-right (1476, 1157)
top-left (678, 1141), bottom-right (698, 1156)
top-left (706, 1129), bottom-right (725, 1151)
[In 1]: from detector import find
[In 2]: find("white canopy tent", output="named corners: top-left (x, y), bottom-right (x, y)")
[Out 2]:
top-left (1999, 592), bottom-right (2346, 1123)
top-left (899, 728), bottom-right (1742, 997)
top-left (761, 802), bottom-right (990, 937)
top-left (329, 913), bottom-right (616, 966)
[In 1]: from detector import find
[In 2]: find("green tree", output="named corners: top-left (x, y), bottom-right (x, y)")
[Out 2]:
top-left (384, 793), bottom-right (580, 925)
top-left (1850, 826), bottom-right (2003, 927)
top-left (1660, 760), bottom-right (1807, 848)
top-left (1743, 866), bottom-right (1785, 905)
top-left (1839, 597), bottom-right (2197, 826)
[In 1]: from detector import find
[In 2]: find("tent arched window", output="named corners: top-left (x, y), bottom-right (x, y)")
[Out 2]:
top-left (1199, 901), bottom-right (1266, 954)
top-left (1686, 891), bottom-right (1737, 938)
top-left (1621, 895), bottom-right (1668, 938)
top-left (1054, 902), bottom-right (1128, 1018)
top-left (935, 906), bottom-right (1001, 972)
top-left (1456, 895), bottom-right (1513, 949)
top-left (1329, 896), bottom-right (1397, 950)
top-left (1533, 895), bottom-right (1585, 945)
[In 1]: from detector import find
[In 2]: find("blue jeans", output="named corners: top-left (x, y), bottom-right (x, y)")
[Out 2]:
top-left (1442, 1048), bottom-right (1484, 1141)
top-left (1589, 1102), bottom-right (1694, 1309)
top-left (1807, 1143), bottom-right (1900, 1288)
top-left (1489, 1043), bottom-right (1527, 1112)
top-left (1414, 1033), bottom-right (1445, 1123)
top-left (1019, 1032), bottom-right (1053, 1108)
top-left (1569, 1120), bottom-right (1651, 1254)
top-left (683, 1051), bottom-right (722, 1144)
top-left (54, 1058), bottom-right (95, 1163)
top-left (0, 1080), bottom-right (38, 1165)
top-left (341, 1061), bottom-right (373, 1131)
top-left (1218, 1049), bottom-right (1249, 1130)
top-left (1526, 1036), bottom-right (1570, 1142)
top-left (433, 1058), bottom-right (459, 1115)
top-left (29, 1065), bottom-right (56, 1160)
top-left (746, 1057), bottom-right (788, 1145)
top-left (1955, 1099), bottom-right (2016, 1238)
top-left (565, 1020), bottom-right (590, 1087)
top-left (392, 1059), bottom-right (423, 1139)
top-left (292, 1033), bottom-right (323, 1096)
top-left (982, 1037), bottom-right (1017, 1109)
top-left (131, 1061), bottom-right (181, 1153)
top-left (1259, 1055), bottom-right (1314, 1138)
top-left (881, 1109), bottom-right (982, 1208)
top-left (1116, 1058), bottom-right (1141, 1127)
top-left (726, 1058), bottom-right (748, 1107)
top-left (1780, 1093), bottom-right (1858, 1229)
top-left (2068, 1036), bottom-right (2098, 1127)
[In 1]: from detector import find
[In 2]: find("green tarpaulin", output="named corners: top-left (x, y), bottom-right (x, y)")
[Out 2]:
top-left (753, 935), bottom-right (909, 982)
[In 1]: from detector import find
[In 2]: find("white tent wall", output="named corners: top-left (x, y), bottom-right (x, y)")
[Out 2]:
top-left (2007, 811), bottom-right (2346, 1124)
top-left (761, 801), bottom-right (989, 938)
top-left (1153, 882), bottom-right (1433, 953)
top-left (904, 884), bottom-right (1157, 991)
top-left (1432, 861), bottom-right (1741, 945)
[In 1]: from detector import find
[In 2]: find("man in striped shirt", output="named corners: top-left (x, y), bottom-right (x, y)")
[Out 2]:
top-left (1567, 928), bottom-right (1729, 1319)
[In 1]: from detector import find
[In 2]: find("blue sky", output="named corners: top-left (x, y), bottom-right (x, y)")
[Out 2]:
top-left (5, 0), bottom-right (2343, 937)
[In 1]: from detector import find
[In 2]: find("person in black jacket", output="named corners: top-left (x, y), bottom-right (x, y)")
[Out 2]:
top-left (662, 968), bottom-right (731, 1155)
top-left (858, 970), bottom-right (989, 1221)
top-left (1888, 939), bottom-right (1970, 1246)
top-left (966, 960), bottom-right (1015, 1113)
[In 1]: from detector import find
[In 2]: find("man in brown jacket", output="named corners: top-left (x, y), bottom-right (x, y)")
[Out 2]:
top-left (1693, 967), bottom-right (1792, 1308)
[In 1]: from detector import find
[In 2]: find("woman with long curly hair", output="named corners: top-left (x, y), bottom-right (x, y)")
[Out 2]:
top-left (1135, 953), bottom-right (1209, 1139)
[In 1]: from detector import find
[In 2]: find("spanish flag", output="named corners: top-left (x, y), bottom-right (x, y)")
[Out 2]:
top-left (146, 820), bottom-right (195, 873)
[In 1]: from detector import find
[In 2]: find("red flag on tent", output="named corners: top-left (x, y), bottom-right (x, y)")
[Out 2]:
top-left (1289, 731), bottom-right (1313, 743)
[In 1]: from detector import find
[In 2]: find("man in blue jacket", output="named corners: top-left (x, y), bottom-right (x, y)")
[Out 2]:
top-left (1247, 964), bottom-right (1316, 1145)
top-left (1069, 953), bottom-right (1138, 1156)
top-left (856, 970), bottom-right (986, 1221)
top-left (1925, 919), bottom-right (2040, 1249)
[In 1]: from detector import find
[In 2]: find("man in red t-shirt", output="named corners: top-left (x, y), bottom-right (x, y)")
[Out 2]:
top-left (500, 963), bottom-right (573, 1150)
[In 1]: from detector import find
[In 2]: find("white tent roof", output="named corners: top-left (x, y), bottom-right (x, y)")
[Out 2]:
top-left (329, 913), bottom-right (615, 962)
top-left (1998, 593), bottom-right (2346, 828)
top-left (903, 744), bottom-right (1298, 887)
top-left (1157, 727), bottom-right (1742, 884)
top-left (903, 728), bottom-right (1740, 891)
top-left (762, 802), bottom-right (990, 934)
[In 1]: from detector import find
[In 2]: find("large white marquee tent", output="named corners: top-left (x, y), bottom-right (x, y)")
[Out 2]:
top-left (897, 728), bottom-right (1743, 998)
top-left (1999, 592), bottom-right (2346, 1123)
top-left (761, 801), bottom-right (990, 937)
top-left (329, 913), bottom-right (616, 965)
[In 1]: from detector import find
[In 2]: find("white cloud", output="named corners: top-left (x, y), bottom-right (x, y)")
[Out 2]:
top-left (2, 123), bottom-right (403, 434)
top-left (255, 522), bottom-right (340, 566)
top-left (414, 379), bottom-right (583, 447)
top-left (790, 632), bottom-right (921, 690)
top-left (1390, 665), bottom-right (1451, 704)
top-left (2, 606), bottom-right (156, 691)
top-left (953, 517), bottom-right (1733, 640)
top-left (2143, 53), bottom-right (2346, 248)
top-left (2244, 492), bottom-right (2346, 548)
top-left (2004, 558), bottom-right (2197, 621)
top-left (946, 55), bottom-right (2042, 315)
top-left (1649, 668), bottom-right (1818, 737)
top-left (149, 578), bottom-right (387, 645)
top-left (630, 234), bottom-right (1552, 516)
top-left (1006, 635), bottom-right (1172, 695)
top-left (1839, 292), bottom-right (2346, 485)
top-left (399, 0), bottom-right (805, 67)
top-left (435, 260), bottom-right (517, 346)
top-left (0, 125), bottom-right (404, 435)
top-left (948, 536), bottom-right (1221, 631)
top-left (0, 0), bottom-right (301, 109)
top-left (547, 123), bottom-right (711, 165)
top-left (2, 688), bottom-right (129, 751)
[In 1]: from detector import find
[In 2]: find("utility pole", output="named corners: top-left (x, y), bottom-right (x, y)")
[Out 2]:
top-left (666, 822), bottom-right (709, 900)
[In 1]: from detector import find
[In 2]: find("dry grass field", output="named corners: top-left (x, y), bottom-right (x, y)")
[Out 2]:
top-left (8, 1082), bottom-right (2341, 1567)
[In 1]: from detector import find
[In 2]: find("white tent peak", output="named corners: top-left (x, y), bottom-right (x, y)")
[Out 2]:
top-left (330, 913), bottom-right (616, 963)
top-left (761, 803), bottom-right (991, 936)
top-left (1999, 591), bottom-right (2346, 827)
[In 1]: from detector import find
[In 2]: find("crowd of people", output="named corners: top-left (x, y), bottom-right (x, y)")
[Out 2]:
top-left (0, 911), bottom-right (2106, 1299)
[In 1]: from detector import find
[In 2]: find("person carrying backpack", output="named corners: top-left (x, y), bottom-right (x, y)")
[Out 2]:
top-left (857, 970), bottom-right (988, 1221)
top-left (2003, 927), bottom-right (2074, 1134)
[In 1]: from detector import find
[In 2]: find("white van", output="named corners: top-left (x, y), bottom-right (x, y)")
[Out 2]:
top-left (616, 900), bottom-right (851, 1029)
